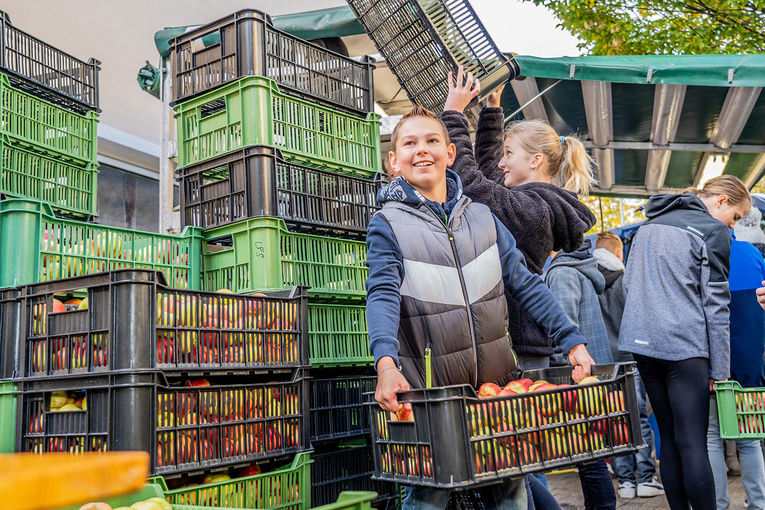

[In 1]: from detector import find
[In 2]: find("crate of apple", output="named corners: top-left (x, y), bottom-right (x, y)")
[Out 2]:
top-left (368, 363), bottom-right (641, 489)
top-left (20, 269), bottom-right (308, 377)
top-left (714, 380), bottom-right (765, 439)
top-left (19, 370), bottom-right (307, 476)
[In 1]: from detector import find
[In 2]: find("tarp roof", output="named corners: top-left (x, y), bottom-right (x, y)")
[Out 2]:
top-left (501, 55), bottom-right (765, 197)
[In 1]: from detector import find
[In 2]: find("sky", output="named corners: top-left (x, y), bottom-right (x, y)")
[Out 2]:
top-left (469, 0), bottom-right (584, 57)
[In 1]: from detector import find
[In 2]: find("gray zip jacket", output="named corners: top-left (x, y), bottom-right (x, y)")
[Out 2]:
top-left (618, 193), bottom-right (732, 379)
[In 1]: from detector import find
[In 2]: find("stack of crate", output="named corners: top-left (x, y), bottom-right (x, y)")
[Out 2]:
top-left (167, 9), bottom-right (398, 509)
top-left (0, 9), bottom-right (100, 455)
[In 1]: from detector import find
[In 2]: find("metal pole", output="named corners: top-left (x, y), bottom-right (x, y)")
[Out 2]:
top-left (158, 57), bottom-right (178, 233)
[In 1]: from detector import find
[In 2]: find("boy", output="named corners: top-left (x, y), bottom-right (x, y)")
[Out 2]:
top-left (593, 232), bottom-right (664, 499)
top-left (366, 105), bottom-right (595, 509)
top-left (544, 240), bottom-right (616, 510)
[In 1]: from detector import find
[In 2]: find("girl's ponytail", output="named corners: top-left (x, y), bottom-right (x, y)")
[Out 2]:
top-left (560, 136), bottom-right (597, 196)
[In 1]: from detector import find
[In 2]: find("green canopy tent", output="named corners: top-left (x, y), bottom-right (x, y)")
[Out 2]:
top-left (500, 55), bottom-right (765, 197)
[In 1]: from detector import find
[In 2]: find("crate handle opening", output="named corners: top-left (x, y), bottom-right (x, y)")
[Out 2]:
top-left (205, 234), bottom-right (234, 253)
top-left (190, 32), bottom-right (222, 53)
top-left (200, 98), bottom-right (226, 118)
top-left (201, 164), bottom-right (231, 183)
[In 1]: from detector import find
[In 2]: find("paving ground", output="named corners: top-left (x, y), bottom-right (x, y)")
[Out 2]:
top-left (546, 467), bottom-right (750, 509)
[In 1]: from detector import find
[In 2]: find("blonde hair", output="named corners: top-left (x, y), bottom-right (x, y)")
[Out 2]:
top-left (504, 120), bottom-right (596, 195)
top-left (390, 105), bottom-right (450, 150)
top-left (683, 175), bottom-right (750, 208)
top-left (596, 232), bottom-right (623, 253)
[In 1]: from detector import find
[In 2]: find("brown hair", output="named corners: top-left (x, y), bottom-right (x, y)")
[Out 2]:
top-left (596, 232), bottom-right (623, 253)
top-left (390, 105), bottom-right (450, 150)
top-left (683, 175), bottom-right (750, 208)
top-left (504, 120), bottom-right (596, 195)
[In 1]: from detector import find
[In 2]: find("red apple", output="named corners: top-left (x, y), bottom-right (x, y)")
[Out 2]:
top-left (395, 402), bottom-right (414, 422)
top-left (478, 382), bottom-right (501, 398)
top-left (515, 378), bottom-right (534, 390)
top-left (52, 299), bottom-right (66, 314)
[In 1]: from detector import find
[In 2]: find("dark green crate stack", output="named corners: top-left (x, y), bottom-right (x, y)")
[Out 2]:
top-left (0, 10), bottom-right (102, 454)
top-left (169, 8), bottom-right (391, 508)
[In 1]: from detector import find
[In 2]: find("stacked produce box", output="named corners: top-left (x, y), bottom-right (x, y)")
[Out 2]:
top-left (0, 9), bottom-right (99, 455)
top-left (165, 9), bottom-right (396, 508)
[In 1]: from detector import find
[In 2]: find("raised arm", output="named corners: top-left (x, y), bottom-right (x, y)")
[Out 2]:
top-left (475, 107), bottom-right (505, 183)
top-left (475, 85), bottom-right (505, 182)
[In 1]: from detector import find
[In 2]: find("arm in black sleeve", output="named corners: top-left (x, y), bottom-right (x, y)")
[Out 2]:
top-left (475, 107), bottom-right (505, 183)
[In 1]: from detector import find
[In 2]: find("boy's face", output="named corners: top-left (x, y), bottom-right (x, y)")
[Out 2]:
top-left (388, 116), bottom-right (455, 200)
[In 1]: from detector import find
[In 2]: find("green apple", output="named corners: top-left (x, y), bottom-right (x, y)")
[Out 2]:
top-left (79, 298), bottom-right (89, 310)
top-left (130, 501), bottom-right (163, 510)
top-left (145, 498), bottom-right (172, 510)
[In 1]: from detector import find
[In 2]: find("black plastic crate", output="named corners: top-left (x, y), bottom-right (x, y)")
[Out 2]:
top-left (178, 146), bottom-right (381, 238)
top-left (17, 369), bottom-right (309, 475)
top-left (16, 269), bottom-right (308, 377)
top-left (169, 9), bottom-right (375, 115)
top-left (311, 375), bottom-right (376, 443)
top-left (368, 363), bottom-right (642, 489)
top-left (347, 0), bottom-right (519, 112)
top-left (0, 286), bottom-right (22, 379)
top-left (312, 441), bottom-right (399, 508)
top-left (0, 11), bottom-right (100, 113)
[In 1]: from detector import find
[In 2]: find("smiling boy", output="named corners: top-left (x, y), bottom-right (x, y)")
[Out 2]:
top-left (366, 106), bottom-right (595, 509)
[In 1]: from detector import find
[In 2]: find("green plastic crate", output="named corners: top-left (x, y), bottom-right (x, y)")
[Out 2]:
top-left (0, 73), bottom-right (98, 166)
top-left (150, 451), bottom-right (313, 509)
top-left (311, 492), bottom-right (377, 510)
top-left (0, 198), bottom-right (203, 289)
top-left (61, 483), bottom-right (376, 510)
top-left (0, 380), bottom-right (16, 453)
top-left (714, 380), bottom-right (765, 439)
top-left (1, 137), bottom-right (97, 218)
top-left (203, 217), bottom-right (367, 299)
top-left (174, 76), bottom-right (381, 178)
top-left (309, 302), bottom-right (372, 367)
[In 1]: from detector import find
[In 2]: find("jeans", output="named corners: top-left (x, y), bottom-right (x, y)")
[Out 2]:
top-left (707, 395), bottom-right (765, 510)
top-left (402, 478), bottom-right (528, 510)
top-left (518, 354), bottom-right (550, 371)
top-left (611, 372), bottom-right (657, 484)
top-left (528, 475), bottom-right (560, 510)
top-left (577, 460), bottom-right (616, 510)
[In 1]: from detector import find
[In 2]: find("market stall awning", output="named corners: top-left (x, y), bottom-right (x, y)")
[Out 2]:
top-left (501, 55), bottom-right (765, 197)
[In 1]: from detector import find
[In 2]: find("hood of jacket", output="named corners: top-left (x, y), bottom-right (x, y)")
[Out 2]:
top-left (548, 239), bottom-right (606, 294)
top-left (511, 182), bottom-right (596, 253)
top-left (377, 169), bottom-right (463, 219)
top-left (645, 192), bottom-right (709, 219)
top-left (592, 248), bottom-right (624, 288)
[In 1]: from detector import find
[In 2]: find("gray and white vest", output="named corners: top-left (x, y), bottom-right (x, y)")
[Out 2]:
top-left (377, 197), bottom-right (519, 388)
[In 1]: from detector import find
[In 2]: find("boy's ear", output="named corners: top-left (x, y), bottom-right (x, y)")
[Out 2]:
top-left (388, 151), bottom-right (400, 177)
top-left (447, 143), bottom-right (456, 167)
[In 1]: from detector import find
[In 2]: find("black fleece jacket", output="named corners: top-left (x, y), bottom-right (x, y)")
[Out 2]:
top-left (441, 108), bottom-right (596, 356)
